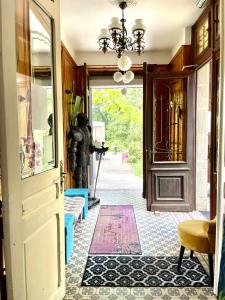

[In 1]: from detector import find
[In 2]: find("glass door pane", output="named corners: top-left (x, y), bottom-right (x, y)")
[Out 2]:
top-left (16, 0), bottom-right (56, 179)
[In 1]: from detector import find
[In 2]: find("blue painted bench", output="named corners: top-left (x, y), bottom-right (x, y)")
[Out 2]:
top-left (64, 213), bottom-right (75, 264)
top-left (64, 188), bottom-right (89, 219)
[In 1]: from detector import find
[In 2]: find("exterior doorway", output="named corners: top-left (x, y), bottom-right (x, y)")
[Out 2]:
top-left (90, 86), bottom-right (143, 197)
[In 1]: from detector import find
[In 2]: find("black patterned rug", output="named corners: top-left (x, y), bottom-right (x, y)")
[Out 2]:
top-left (81, 256), bottom-right (211, 287)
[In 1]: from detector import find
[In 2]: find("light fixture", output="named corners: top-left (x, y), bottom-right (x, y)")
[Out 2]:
top-left (123, 70), bottom-right (134, 83)
top-left (113, 69), bottom-right (134, 84)
top-left (98, 1), bottom-right (146, 58)
top-left (117, 55), bottom-right (132, 71)
top-left (196, 0), bottom-right (209, 8)
top-left (113, 71), bottom-right (123, 82)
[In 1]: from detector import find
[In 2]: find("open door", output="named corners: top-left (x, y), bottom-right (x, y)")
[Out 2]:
top-left (144, 69), bottom-right (196, 211)
top-left (0, 0), bottom-right (65, 299)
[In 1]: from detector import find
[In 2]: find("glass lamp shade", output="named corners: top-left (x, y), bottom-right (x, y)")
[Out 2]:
top-left (122, 70), bottom-right (134, 83)
top-left (108, 17), bottom-right (122, 34)
top-left (124, 70), bottom-right (134, 83)
top-left (98, 28), bottom-right (110, 40)
top-left (132, 19), bottom-right (146, 37)
top-left (113, 71), bottom-right (123, 82)
top-left (117, 55), bottom-right (132, 71)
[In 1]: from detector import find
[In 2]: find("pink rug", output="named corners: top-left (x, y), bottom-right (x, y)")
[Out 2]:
top-left (89, 205), bottom-right (141, 254)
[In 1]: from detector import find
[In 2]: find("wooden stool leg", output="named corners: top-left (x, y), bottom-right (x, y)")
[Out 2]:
top-left (190, 250), bottom-right (194, 258)
top-left (177, 245), bottom-right (185, 272)
top-left (208, 254), bottom-right (214, 285)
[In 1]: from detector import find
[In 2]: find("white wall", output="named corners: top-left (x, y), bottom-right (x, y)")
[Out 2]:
top-left (61, 29), bottom-right (77, 62)
top-left (90, 75), bottom-right (143, 87)
top-left (171, 27), bottom-right (192, 58)
top-left (196, 61), bottom-right (211, 212)
top-left (74, 50), bottom-right (171, 66)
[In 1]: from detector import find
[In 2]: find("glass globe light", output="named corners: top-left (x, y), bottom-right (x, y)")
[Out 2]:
top-left (124, 70), bottom-right (134, 83)
top-left (113, 71), bottom-right (123, 82)
top-left (117, 55), bottom-right (132, 71)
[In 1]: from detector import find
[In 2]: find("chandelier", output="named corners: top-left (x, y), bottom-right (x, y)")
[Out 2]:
top-left (98, 1), bottom-right (146, 58)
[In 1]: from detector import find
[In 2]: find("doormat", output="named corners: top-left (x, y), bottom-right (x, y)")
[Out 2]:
top-left (82, 256), bottom-right (211, 287)
top-left (89, 205), bottom-right (141, 255)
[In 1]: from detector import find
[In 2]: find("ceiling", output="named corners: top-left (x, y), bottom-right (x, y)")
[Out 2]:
top-left (60, 0), bottom-right (203, 53)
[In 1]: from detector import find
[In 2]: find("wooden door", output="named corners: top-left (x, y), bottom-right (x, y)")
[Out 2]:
top-left (0, 0), bottom-right (65, 299)
top-left (143, 62), bottom-right (148, 199)
top-left (144, 70), bottom-right (196, 211)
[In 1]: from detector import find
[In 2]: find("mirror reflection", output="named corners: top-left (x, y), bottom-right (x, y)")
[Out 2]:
top-left (17, 0), bottom-right (55, 178)
top-left (153, 78), bottom-right (186, 162)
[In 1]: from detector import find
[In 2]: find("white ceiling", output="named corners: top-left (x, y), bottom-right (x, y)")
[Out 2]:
top-left (60, 0), bottom-right (203, 53)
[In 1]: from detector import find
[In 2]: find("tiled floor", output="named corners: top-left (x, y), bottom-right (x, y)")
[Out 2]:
top-left (64, 190), bottom-right (216, 300)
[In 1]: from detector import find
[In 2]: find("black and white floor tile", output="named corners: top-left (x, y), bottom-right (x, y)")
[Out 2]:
top-left (64, 190), bottom-right (216, 300)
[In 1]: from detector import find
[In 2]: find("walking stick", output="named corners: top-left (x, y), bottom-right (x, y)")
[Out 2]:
top-left (88, 142), bottom-right (107, 209)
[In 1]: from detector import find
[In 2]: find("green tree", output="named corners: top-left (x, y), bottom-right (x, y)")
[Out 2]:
top-left (92, 87), bottom-right (143, 176)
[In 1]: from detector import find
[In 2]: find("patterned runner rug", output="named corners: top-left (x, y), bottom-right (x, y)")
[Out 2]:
top-left (82, 256), bottom-right (210, 287)
top-left (89, 205), bottom-right (141, 254)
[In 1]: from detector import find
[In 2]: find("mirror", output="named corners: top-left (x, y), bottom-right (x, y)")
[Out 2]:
top-left (17, 0), bottom-right (56, 178)
top-left (153, 78), bottom-right (187, 162)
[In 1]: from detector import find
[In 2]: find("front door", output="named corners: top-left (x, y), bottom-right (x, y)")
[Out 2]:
top-left (0, 0), bottom-right (65, 299)
top-left (144, 70), bottom-right (196, 212)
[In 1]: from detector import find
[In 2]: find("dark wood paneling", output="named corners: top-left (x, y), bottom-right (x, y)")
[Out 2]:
top-left (143, 62), bottom-right (147, 199)
top-left (88, 64), bottom-right (143, 76)
top-left (16, 0), bottom-right (31, 76)
top-left (169, 45), bottom-right (192, 71)
top-left (157, 176), bottom-right (184, 199)
top-left (61, 44), bottom-right (77, 189)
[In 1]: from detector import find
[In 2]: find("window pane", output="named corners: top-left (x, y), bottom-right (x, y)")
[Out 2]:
top-left (153, 78), bottom-right (186, 162)
top-left (16, 0), bottom-right (56, 178)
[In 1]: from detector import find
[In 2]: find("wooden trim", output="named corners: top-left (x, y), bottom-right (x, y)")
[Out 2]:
top-left (169, 45), bottom-right (193, 71)
top-left (143, 62), bottom-right (147, 200)
top-left (61, 42), bottom-right (77, 67)
top-left (61, 43), bottom-right (77, 189)
top-left (210, 51), bottom-right (220, 219)
top-left (88, 64), bottom-right (143, 76)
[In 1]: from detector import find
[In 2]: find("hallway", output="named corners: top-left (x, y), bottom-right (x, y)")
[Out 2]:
top-left (65, 191), bottom-right (215, 300)
top-left (95, 152), bottom-right (142, 190)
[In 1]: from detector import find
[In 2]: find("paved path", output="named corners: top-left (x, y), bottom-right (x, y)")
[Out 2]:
top-left (95, 152), bottom-right (142, 190)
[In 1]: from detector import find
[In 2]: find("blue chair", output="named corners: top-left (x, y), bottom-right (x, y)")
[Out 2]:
top-left (64, 188), bottom-right (89, 219)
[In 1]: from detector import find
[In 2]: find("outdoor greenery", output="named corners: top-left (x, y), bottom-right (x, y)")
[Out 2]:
top-left (92, 87), bottom-right (143, 176)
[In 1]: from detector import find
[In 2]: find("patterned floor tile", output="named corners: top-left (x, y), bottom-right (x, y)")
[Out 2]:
top-left (64, 190), bottom-right (216, 299)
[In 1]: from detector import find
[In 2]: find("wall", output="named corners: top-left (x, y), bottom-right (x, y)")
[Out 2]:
top-left (74, 50), bottom-right (171, 66)
top-left (90, 75), bottom-right (143, 87)
top-left (196, 61), bottom-right (211, 212)
top-left (171, 27), bottom-right (192, 58)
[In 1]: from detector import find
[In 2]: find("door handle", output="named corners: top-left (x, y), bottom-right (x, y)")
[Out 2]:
top-left (60, 160), bottom-right (66, 193)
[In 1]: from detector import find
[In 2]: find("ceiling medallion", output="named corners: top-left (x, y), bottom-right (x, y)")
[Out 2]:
top-left (109, 0), bottom-right (140, 7)
top-left (97, 1), bottom-right (146, 58)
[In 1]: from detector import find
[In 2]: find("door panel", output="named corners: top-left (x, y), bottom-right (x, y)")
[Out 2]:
top-left (0, 0), bottom-right (65, 299)
top-left (145, 70), bottom-right (196, 211)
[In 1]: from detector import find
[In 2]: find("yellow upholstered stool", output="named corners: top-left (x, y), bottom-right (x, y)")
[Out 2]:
top-left (177, 218), bottom-right (216, 284)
